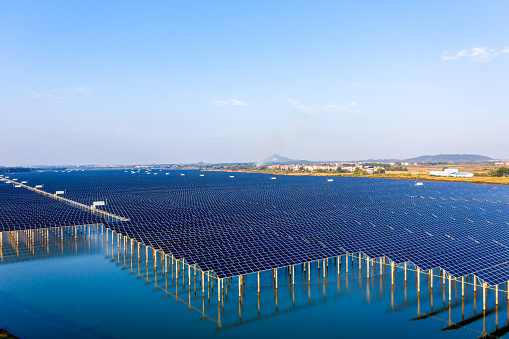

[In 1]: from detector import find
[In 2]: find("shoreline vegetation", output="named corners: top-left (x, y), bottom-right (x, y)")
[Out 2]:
top-left (204, 165), bottom-right (509, 185)
top-left (0, 329), bottom-right (18, 339)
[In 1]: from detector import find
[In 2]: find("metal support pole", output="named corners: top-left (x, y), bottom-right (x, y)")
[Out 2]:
top-left (448, 275), bottom-right (451, 301)
top-left (257, 272), bottom-right (260, 293)
top-left (417, 267), bottom-right (420, 293)
top-left (496, 284), bottom-right (499, 305)
top-left (275, 268), bottom-right (278, 289)
top-left (218, 278), bottom-right (222, 302)
top-left (483, 282), bottom-right (487, 311)
top-left (366, 256), bottom-right (370, 278)
top-left (391, 262), bottom-right (395, 285)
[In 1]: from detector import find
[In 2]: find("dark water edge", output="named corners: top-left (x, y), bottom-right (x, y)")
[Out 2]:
top-left (0, 228), bottom-right (506, 339)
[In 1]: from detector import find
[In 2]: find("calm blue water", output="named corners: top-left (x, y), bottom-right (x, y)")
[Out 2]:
top-left (0, 228), bottom-right (504, 338)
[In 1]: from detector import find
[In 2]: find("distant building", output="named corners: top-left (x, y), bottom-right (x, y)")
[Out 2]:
top-left (430, 168), bottom-right (473, 177)
top-left (450, 172), bottom-right (474, 178)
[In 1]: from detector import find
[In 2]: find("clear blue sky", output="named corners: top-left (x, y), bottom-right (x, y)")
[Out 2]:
top-left (1, 1), bottom-right (508, 165)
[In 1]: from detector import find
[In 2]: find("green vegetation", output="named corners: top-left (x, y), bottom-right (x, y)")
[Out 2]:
top-left (487, 167), bottom-right (509, 177)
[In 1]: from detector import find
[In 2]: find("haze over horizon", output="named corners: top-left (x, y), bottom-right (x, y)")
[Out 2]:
top-left (1, 1), bottom-right (508, 166)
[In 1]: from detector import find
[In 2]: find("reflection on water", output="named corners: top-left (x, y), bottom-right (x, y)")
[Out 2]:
top-left (1, 226), bottom-right (508, 338)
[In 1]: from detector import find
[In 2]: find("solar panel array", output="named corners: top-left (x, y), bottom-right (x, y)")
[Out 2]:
top-left (2, 170), bottom-right (509, 285)
top-left (0, 179), bottom-right (103, 231)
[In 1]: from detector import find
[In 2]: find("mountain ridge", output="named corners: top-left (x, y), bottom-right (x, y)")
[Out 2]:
top-left (258, 153), bottom-right (494, 164)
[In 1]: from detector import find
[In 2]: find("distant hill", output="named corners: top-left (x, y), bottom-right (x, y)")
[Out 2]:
top-left (258, 154), bottom-right (311, 165)
top-left (257, 153), bottom-right (493, 165)
top-left (404, 154), bottom-right (492, 163)
top-left (359, 158), bottom-right (401, 163)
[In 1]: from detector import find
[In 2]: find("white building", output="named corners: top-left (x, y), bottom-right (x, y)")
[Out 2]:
top-left (430, 168), bottom-right (473, 177)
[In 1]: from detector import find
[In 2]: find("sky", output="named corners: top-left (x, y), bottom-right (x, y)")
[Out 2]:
top-left (1, 1), bottom-right (508, 166)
